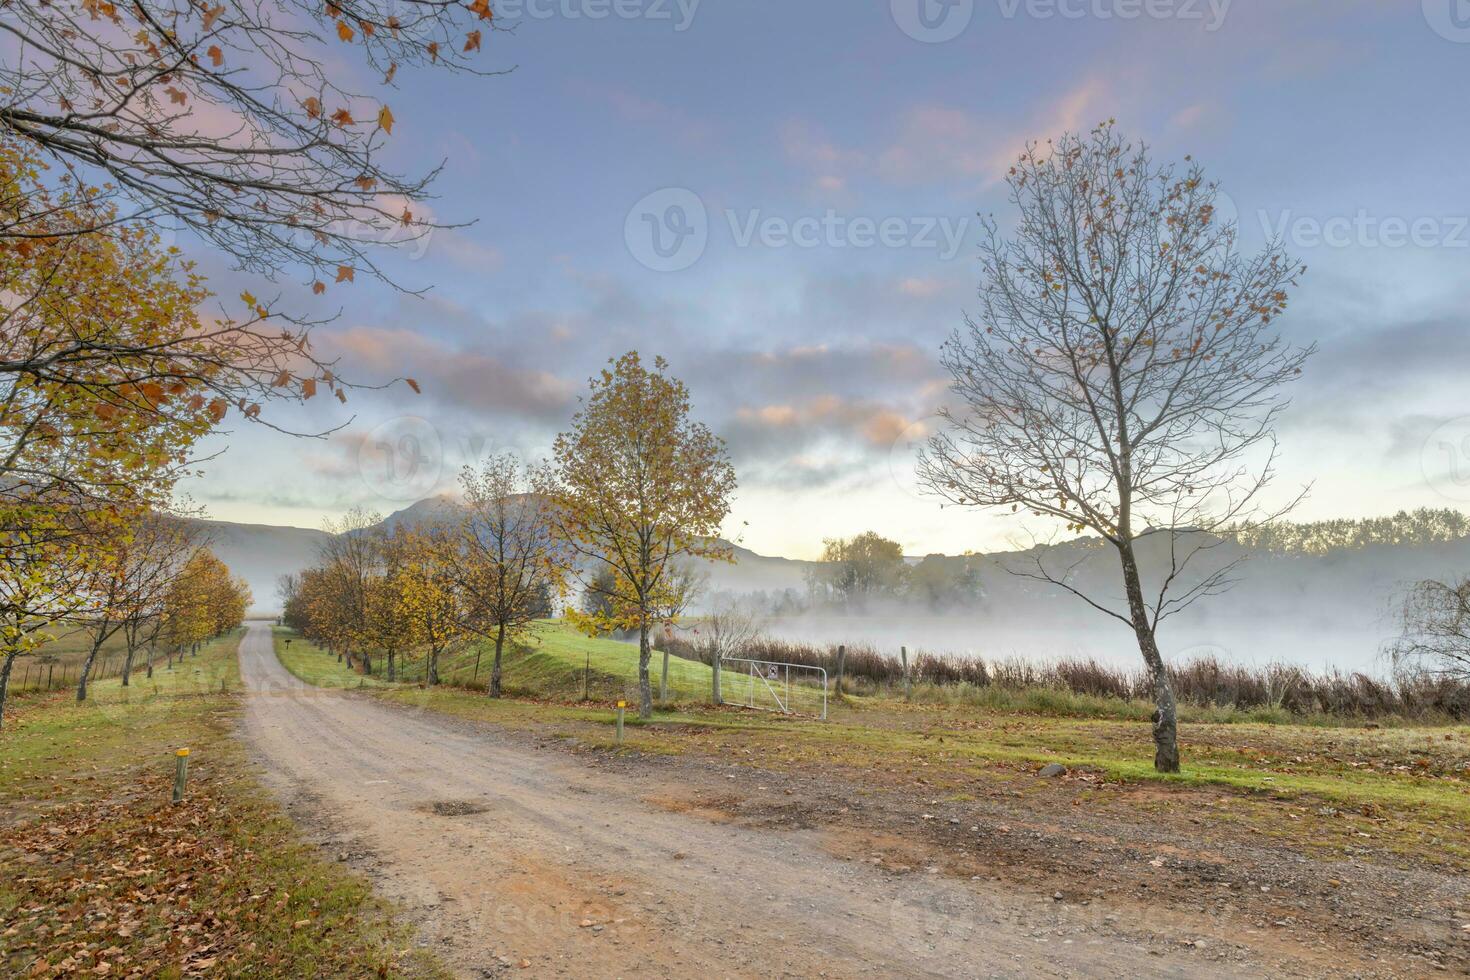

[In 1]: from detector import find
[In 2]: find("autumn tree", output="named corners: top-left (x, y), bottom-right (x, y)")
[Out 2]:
top-left (544, 353), bottom-right (737, 719)
top-left (395, 524), bottom-right (463, 687)
top-left (443, 455), bottom-right (565, 698)
top-left (0, 503), bottom-right (92, 728)
top-left (806, 532), bottom-right (908, 607)
top-left (115, 513), bottom-right (201, 686)
top-left (919, 124), bottom-right (1311, 772)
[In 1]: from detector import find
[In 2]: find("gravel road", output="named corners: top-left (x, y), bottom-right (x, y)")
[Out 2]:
top-left (237, 621), bottom-right (1272, 978)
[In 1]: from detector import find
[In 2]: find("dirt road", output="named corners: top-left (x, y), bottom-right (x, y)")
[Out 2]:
top-left (236, 623), bottom-right (1348, 978)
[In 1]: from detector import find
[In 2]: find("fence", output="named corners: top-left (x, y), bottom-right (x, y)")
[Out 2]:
top-left (721, 657), bottom-right (828, 720)
top-left (8, 651), bottom-right (180, 694)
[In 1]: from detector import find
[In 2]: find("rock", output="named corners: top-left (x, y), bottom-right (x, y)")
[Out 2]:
top-left (1038, 763), bottom-right (1067, 778)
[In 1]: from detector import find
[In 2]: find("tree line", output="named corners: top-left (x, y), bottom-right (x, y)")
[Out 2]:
top-left (282, 353), bottom-right (736, 719)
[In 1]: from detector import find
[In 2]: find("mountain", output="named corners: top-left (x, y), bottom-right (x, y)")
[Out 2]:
top-left (184, 517), bottom-right (331, 613)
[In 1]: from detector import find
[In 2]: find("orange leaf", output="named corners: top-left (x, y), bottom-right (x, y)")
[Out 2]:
top-left (335, 388), bottom-right (347, 404)
top-left (426, 41), bottom-right (439, 61)
top-left (312, 280), bottom-right (326, 295)
top-left (302, 378), bottom-right (317, 399)
top-left (405, 377), bottom-right (421, 394)
top-left (273, 370), bottom-right (291, 387)
top-left (330, 108), bottom-right (354, 127)
top-left (202, 4), bottom-right (224, 30)
top-left (464, 30), bottom-right (482, 53)
top-left (166, 87), bottom-right (187, 105)
top-left (207, 45), bottom-right (223, 67)
top-left (383, 62), bottom-right (398, 84)
top-left (400, 208), bottom-right (413, 225)
top-left (469, 0), bottom-right (493, 20)
top-left (335, 265), bottom-right (354, 283)
top-left (303, 96), bottom-right (321, 120)
top-left (336, 19), bottom-right (354, 43)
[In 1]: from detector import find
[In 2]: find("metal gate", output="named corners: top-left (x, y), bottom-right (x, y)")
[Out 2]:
top-left (720, 657), bottom-right (828, 720)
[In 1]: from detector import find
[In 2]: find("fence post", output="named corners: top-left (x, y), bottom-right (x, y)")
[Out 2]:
top-left (834, 645), bottom-right (846, 698)
top-left (615, 701), bottom-right (625, 747)
top-left (901, 646), bottom-right (911, 700)
top-left (172, 748), bottom-right (190, 803)
top-left (583, 652), bottom-right (590, 701)
top-left (47, 664), bottom-right (54, 690)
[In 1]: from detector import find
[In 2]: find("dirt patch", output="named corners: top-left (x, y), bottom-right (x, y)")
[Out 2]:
top-left (426, 799), bottom-right (491, 817)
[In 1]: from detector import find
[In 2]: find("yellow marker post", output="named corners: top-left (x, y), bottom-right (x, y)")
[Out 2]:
top-left (172, 748), bottom-right (190, 803)
top-left (616, 701), bottom-right (626, 746)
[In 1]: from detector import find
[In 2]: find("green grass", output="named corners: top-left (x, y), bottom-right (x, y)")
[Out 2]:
top-left (0, 629), bottom-right (449, 979)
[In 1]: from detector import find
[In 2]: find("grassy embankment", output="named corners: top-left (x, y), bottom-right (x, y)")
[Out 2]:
top-left (0, 629), bottom-right (449, 979)
top-left (273, 620), bottom-right (1470, 871)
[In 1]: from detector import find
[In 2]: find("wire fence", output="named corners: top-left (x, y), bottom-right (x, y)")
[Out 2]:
top-left (7, 650), bottom-right (185, 694)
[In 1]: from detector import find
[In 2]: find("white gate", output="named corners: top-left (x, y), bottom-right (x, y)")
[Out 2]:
top-left (720, 657), bottom-right (828, 720)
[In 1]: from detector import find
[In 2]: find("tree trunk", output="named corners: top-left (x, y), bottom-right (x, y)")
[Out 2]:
top-left (426, 647), bottom-right (440, 687)
top-left (121, 644), bottom-right (136, 687)
top-left (146, 645), bottom-right (155, 679)
top-left (1118, 543), bottom-right (1181, 773)
top-left (489, 623), bottom-right (505, 698)
top-left (711, 652), bottom-right (722, 705)
top-left (77, 635), bottom-right (105, 702)
top-left (660, 646), bottom-right (670, 703)
top-left (387, 648), bottom-right (396, 682)
top-left (360, 649), bottom-right (372, 675)
top-left (637, 623), bottom-right (653, 719)
top-left (0, 648), bottom-right (17, 731)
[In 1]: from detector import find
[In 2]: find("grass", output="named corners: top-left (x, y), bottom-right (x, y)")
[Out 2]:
top-left (275, 619), bottom-right (1470, 872)
top-left (0, 629), bottom-right (449, 979)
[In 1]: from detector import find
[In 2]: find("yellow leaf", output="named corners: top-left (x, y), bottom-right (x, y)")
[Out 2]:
top-left (377, 105), bottom-right (394, 135)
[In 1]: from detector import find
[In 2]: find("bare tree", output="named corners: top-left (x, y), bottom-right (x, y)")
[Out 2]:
top-left (445, 454), bottom-right (565, 698)
top-left (694, 597), bottom-right (764, 705)
top-left (919, 124), bottom-right (1311, 772)
top-left (1388, 579), bottom-right (1470, 680)
top-left (316, 507), bottom-right (384, 672)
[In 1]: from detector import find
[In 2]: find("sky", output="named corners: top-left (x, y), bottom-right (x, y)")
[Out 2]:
top-left (180, 0), bottom-right (1470, 561)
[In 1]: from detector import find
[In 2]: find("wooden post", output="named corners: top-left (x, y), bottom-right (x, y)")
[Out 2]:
top-left (172, 748), bottom-right (190, 803)
top-left (615, 701), bottom-right (626, 747)
top-left (834, 645), bottom-right (846, 698)
top-left (901, 646), bottom-right (911, 700)
top-left (583, 652), bottom-right (591, 702)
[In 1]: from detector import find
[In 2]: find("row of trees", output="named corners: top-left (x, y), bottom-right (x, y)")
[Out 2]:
top-left (0, 511), bottom-right (251, 727)
top-left (285, 353), bottom-right (737, 717)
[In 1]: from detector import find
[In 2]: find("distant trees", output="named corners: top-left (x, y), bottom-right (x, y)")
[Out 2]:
top-left (920, 124), bottom-right (1312, 773)
top-left (1232, 509), bottom-right (1470, 555)
top-left (806, 532), bottom-right (909, 607)
top-left (544, 353), bottom-right (737, 719)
